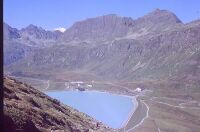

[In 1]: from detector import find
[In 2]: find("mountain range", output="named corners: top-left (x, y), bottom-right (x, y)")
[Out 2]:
top-left (4, 9), bottom-right (200, 83)
top-left (3, 8), bottom-right (200, 132)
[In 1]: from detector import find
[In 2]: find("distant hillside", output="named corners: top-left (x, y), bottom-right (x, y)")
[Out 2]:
top-left (3, 76), bottom-right (112, 132)
top-left (3, 9), bottom-right (200, 83)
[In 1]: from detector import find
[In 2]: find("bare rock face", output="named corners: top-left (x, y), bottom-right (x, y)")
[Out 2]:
top-left (128, 9), bottom-right (183, 38)
top-left (60, 9), bottom-right (182, 43)
top-left (20, 24), bottom-right (62, 41)
top-left (61, 14), bottom-right (134, 42)
top-left (3, 23), bottom-right (20, 40)
top-left (3, 23), bottom-right (62, 65)
top-left (3, 77), bottom-right (113, 132)
top-left (134, 9), bottom-right (182, 27)
top-left (3, 23), bottom-right (33, 65)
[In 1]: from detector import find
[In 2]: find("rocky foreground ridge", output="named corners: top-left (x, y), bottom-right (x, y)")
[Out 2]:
top-left (3, 76), bottom-right (112, 132)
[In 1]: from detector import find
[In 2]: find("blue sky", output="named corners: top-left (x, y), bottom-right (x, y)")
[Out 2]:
top-left (4, 0), bottom-right (200, 30)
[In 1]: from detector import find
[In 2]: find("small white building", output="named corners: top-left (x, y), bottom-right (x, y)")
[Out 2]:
top-left (135, 87), bottom-right (142, 92)
top-left (70, 81), bottom-right (84, 84)
top-left (87, 84), bottom-right (93, 88)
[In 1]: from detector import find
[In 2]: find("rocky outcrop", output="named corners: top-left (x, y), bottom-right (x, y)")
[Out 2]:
top-left (3, 76), bottom-right (113, 132)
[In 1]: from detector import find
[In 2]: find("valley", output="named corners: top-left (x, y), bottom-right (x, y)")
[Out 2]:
top-left (7, 73), bottom-right (200, 132)
top-left (3, 9), bottom-right (200, 132)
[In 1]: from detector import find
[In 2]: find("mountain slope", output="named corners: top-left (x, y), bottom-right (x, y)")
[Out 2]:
top-left (60, 14), bottom-right (134, 43)
top-left (60, 9), bottom-right (182, 44)
top-left (3, 76), bottom-right (112, 132)
top-left (3, 23), bottom-right (20, 40)
top-left (4, 9), bottom-right (200, 82)
top-left (3, 22), bottom-right (63, 65)
top-left (20, 24), bottom-right (62, 47)
top-left (6, 19), bottom-right (200, 81)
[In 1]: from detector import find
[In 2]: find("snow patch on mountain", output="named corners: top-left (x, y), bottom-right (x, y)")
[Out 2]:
top-left (54, 27), bottom-right (66, 32)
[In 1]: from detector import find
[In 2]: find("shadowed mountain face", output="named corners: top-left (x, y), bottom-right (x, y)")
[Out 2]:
top-left (3, 77), bottom-right (112, 132)
top-left (3, 9), bottom-right (200, 83)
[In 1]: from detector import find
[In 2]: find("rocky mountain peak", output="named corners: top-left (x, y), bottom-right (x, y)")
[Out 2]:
top-left (25, 24), bottom-right (40, 29)
top-left (100, 13), bottom-right (118, 18)
top-left (61, 14), bottom-right (134, 42)
top-left (3, 22), bottom-right (20, 40)
top-left (21, 24), bottom-right (46, 34)
top-left (20, 24), bottom-right (62, 40)
top-left (144, 8), bottom-right (182, 23)
top-left (126, 9), bottom-right (183, 36)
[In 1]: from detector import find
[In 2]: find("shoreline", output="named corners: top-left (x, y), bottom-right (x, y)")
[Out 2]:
top-left (120, 96), bottom-right (138, 129)
top-left (45, 88), bottom-right (140, 130)
top-left (8, 75), bottom-right (144, 131)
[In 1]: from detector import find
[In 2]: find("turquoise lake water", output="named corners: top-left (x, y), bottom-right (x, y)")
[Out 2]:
top-left (46, 90), bottom-right (134, 128)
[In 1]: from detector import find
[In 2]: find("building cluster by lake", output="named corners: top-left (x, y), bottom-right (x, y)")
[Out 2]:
top-left (65, 81), bottom-right (93, 91)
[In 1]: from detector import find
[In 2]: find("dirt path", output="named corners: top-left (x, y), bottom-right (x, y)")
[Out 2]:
top-left (151, 97), bottom-right (200, 110)
top-left (7, 76), bottom-right (200, 131)
top-left (45, 80), bottom-right (50, 90)
top-left (125, 100), bottom-right (149, 132)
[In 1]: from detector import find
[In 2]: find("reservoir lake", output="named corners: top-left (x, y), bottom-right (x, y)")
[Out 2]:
top-left (46, 90), bottom-right (136, 128)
